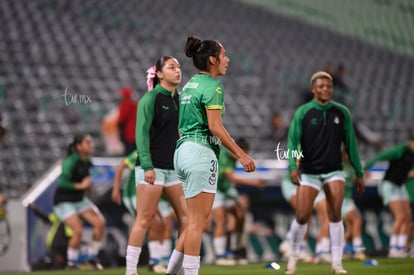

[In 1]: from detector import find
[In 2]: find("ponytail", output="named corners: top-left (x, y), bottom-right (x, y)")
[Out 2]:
top-left (66, 134), bottom-right (87, 156)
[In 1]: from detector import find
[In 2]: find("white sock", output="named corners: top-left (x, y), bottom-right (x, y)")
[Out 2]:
top-left (230, 233), bottom-right (240, 251)
top-left (290, 219), bottom-right (307, 258)
top-left (87, 240), bottom-right (102, 258)
top-left (166, 249), bottom-right (184, 274)
top-left (329, 221), bottom-right (344, 266)
top-left (67, 248), bottom-right (79, 264)
top-left (352, 237), bottom-right (363, 249)
top-left (201, 233), bottom-right (215, 261)
top-left (148, 241), bottom-right (161, 264)
top-left (125, 245), bottom-right (141, 275)
top-left (389, 234), bottom-right (398, 250)
top-left (161, 239), bottom-right (172, 261)
top-left (397, 234), bottom-right (407, 250)
top-left (213, 236), bottom-right (227, 257)
top-left (316, 237), bottom-right (330, 254)
top-left (182, 255), bottom-right (200, 275)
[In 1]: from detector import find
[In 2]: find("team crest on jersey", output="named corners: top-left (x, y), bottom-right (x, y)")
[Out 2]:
top-left (216, 87), bottom-right (222, 94)
top-left (334, 116), bottom-right (340, 124)
top-left (311, 118), bottom-right (317, 125)
top-left (209, 172), bottom-right (216, 185)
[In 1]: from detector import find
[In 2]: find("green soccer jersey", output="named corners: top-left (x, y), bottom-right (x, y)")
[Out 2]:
top-left (123, 151), bottom-right (138, 199)
top-left (177, 73), bottom-right (225, 157)
top-left (364, 143), bottom-right (414, 186)
top-left (218, 147), bottom-right (236, 192)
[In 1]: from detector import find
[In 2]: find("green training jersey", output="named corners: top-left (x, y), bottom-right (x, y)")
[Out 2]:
top-left (287, 99), bottom-right (363, 178)
top-left (136, 84), bottom-right (179, 171)
top-left (123, 151), bottom-right (138, 199)
top-left (364, 143), bottom-right (414, 186)
top-left (54, 152), bottom-right (92, 204)
top-left (177, 73), bottom-right (225, 158)
top-left (218, 147), bottom-right (236, 192)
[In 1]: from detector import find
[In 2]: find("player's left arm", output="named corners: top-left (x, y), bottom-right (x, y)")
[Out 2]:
top-left (342, 109), bottom-right (364, 193)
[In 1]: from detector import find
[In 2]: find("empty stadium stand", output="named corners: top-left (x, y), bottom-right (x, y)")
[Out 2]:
top-left (0, 0), bottom-right (413, 194)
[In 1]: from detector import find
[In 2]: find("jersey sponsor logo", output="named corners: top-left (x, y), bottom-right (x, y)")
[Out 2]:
top-left (311, 118), bottom-right (317, 125)
top-left (183, 82), bottom-right (199, 89)
top-left (209, 172), bottom-right (217, 185)
top-left (334, 116), bottom-right (340, 124)
top-left (162, 105), bottom-right (169, 110)
top-left (216, 87), bottom-right (222, 94)
top-left (180, 94), bottom-right (192, 105)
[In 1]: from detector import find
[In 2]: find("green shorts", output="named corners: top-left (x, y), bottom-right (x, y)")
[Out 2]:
top-left (300, 170), bottom-right (345, 191)
top-left (122, 195), bottom-right (136, 216)
top-left (174, 141), bottom-right (218, 199)
top-left (53, 197), bottom-right (97, 221)
top-left (122, 194), bottom-right (173, 218)
top-left (341, 197), bottom-right (358, 218)
top-left (135, 166), bottom-right (181, 187)
top-left (158, 198), bottom-right (174, 218)
top-left (212, 187), bottom-right (238, 209)
top-left (281, 176), bottom-right (326, 206)
top-left (378, 180), bottom-right (409, 206)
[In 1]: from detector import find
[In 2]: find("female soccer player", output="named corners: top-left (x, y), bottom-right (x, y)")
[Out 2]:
top-left (53, 134), bottom-right (105, 270)
top-left (125, 56), bottom-right (188, 275)
top-left (173, 35), bottom-right (256, 275)
top-left (286, 71), bottom-right (364, 274)
top-left (364, 130), bottom-right (414, 258)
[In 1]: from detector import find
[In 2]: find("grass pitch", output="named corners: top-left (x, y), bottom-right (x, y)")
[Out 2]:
top-left (1, 258), bottom-right (412, 275)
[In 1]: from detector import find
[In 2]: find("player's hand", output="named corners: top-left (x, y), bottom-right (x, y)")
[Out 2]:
top-left (253, 179), bottom-right (266, 189)
top-left (144, 170), bottom-right (156, 184)
top-left (290, 169), bottom-right (301, 186)
top-left (355, 178), bottom-right (365, 194)
top-left (239, 155), bottom-right (256, 173)
top-left (111, 188), bottom-right (122, 205)
top-left (78, 177), bottom-right (92, 190)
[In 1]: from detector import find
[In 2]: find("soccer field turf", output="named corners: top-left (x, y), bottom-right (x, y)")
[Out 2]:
top-left (1, 258), bottom-right (413, 275)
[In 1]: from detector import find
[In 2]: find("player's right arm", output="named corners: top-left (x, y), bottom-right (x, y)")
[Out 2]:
top-left (364, 143), bottom-right (406, 169)
top-left (59, 155), bottom-right (91, 190)
top-left (287, 109), bottom-right (303, 185)
top-left (112, 160), bottom-right (128, 205)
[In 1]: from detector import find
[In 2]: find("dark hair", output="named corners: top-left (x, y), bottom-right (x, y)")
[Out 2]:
top-left (152, 56), bottom-right (176, 87)
top-left (67, 134), bottom-right (88, 156)
top-left (184, 35), bottom-right (222, 71)
top-left (236, 137), bottom-right (250, 151)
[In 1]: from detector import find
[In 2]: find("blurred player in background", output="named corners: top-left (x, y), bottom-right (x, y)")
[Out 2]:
top-left (364, 130), bottom-right (414, 258)
top-left (125, 57), bottom-right (188, 275)
top-left (341, 150), bottom-right (366, 261)
top-left (405, 166), bottom-right (414, 256)
top-left (174, 35), bottom-right (256, 275)
top-left (279, 173), bottom-right (331, 264)
top-left (286, 71), bottom-right (364, 274)
top-left (112, 150), bottom-right (174, 273)
top-left (53, 134), bottom-right (105, 270)
top-left (211, 137), bottom-right (265, 265)
top-left (117, 87), bottom-right (138, 155)
top-left (28, 203), bottom-right (72, 269)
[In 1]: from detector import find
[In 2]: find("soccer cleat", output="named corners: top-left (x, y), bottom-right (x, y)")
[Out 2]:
top-left (148, 263), bottom-right (167, 273)
top-left (388, 249), bottom-right (408, 258)
top-left (88, 259), bottom-right (104, 270)
top-left (66, 262), bottom-right (80, 270)
top-left (285, 257), bottom-right (297, 275)
top-left (215, 257), bottom-right (237, 266)
top-left (352, 251), bottom-right (367, 261)
top-left (279, 240), bottom-right (291, 259)
top-left (331, 264), bottom-right (347, 274)
top-left (314, 252), bottom-right (332, 264)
